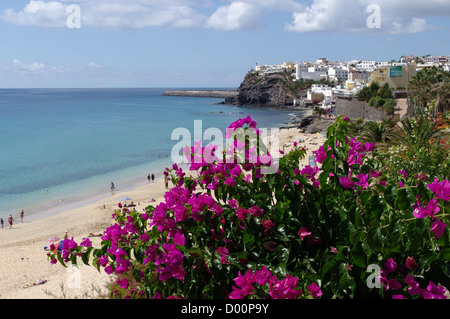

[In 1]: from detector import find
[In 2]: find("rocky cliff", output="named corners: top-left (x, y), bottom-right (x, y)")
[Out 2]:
top-left (224, 72), bottom-right (302, 108)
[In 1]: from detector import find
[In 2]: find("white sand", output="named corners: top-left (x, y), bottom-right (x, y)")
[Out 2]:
top-left (0, 125), bottom-right (327, 299)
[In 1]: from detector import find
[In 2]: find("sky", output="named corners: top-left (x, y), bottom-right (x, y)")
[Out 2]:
top-left (0, 0), bottom-right (449, 88)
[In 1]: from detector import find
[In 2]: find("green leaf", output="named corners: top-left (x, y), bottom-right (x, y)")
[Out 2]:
top-left (397, 188), bottom-right (415, 211)
top-left (384, 185), bottom-right (397, 208)
top-left (360, 191), bottom-right (372, 207)
top-left (351, 243), bottom-right (367, 268)
top-left (276, 246), bottom-right (290, 264)
top-left (81, 247), bottom-right (93, 266)
top-left (367, 227), bottom-right (383, 252)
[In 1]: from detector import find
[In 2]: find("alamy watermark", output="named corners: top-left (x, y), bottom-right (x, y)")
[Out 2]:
top-left (66, 264), bottom-right (81, 289)
top-left (66, 4), bottom-right (81, 29)
top-left (366, 4), bottom-right (381, 29)
top-left (366, 264), bottom-right (382, 289)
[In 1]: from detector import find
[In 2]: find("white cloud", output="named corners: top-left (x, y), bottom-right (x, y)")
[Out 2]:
top-left (1, 0), bottom-right (448, 34)
top-left (13, 59), bottom-right (46, 73)
top-left (1, 0), bottom-right (205, 29)
top-left (205, 0), bottom-right (304, 31)
top-left (285, 0), bottom-right (444, 34)
top-left (82, 2), bottom-right (204, 29)
top-left (1, 59), bottom-right (75, 76)
top-left (2, 0), bottom-right (69, 27)
top-left (205, 2), bottom-right (261, 31)
top-left (89, 62), bottom-right (104, 69)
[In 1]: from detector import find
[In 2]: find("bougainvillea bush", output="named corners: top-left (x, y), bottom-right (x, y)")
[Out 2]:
top-left (48, 116), bottom-right (449, 299)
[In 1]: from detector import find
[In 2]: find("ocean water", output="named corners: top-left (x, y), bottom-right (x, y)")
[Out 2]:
top-left (0, 88), bottom-right (306, 222)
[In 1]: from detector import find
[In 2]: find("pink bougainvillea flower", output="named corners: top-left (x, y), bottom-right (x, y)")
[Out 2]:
top-left (298, 227), bottom-right (311, 241)
top-left (370, 169), bottom-right (383, 178)
top-left (398, 170), bottom-right (408, 179)
top-left (415, 201), bottom-right (446, 238)
top-left (313, 145), bottom-right (327, 164)
top-left (430, 218), bottom-right (446, 239)
top-left (364, 142), bottom-right (375, 152)
top-left (224, 177), bottom-right (236, 186)
top-left (227, 198), bottom-right (239, 209)
top-left (427, 178), bottom-right (450, 201)
top-left (254, 266), bottom-right (272, 286)
top-left (307, 282), bottom-right (322, 299)
top-left (235, 207), bottom-right (249, 220)
top-left (173, 232), bottom-right (186, 246)
top-left (388, 279), bottom-right (403, 290)
top-left (382, 258), bottom-right (397, 275)
top-left (80, 237), bottom-right (92, 248)
top-left (262, 218), bottom-right (275, 229)
top-left (413, 202), bottom-right (427, 219)
top-left (243, 174), bottom-right (252, 183)
top-left (355, 173), bottom-right (369, 189)
top-left (249, 205), bottom-right (264, 217)
top-left (339, 176), bottom-right (354, 189)
top-left (424, 281), bottom-right (447, 299)
top-left (405, 275), bottom-right (423, 296)
top-left (117, 278), bottom-right (129, 289)
top-left (425, 199), bottom-right (440, 218)
top-left (406, 257), bottom-right (417, 270)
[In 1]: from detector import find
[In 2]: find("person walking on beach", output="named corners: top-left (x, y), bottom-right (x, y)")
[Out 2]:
top-left (20, 209), bottom-right (24, 223)
top-left (147, 174), bottom-right (151, 182)
top-left (1, 218), bottom-right (3, 229)
top-left (151, 173), bottom-right (155, 182)
top-left (8, 214), bottom-right (14, 229)
top-left (110, 182), bottom-right (115, 190)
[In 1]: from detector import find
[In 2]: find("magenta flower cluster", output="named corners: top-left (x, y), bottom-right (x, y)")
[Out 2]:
top-left (412, 178), bottom-right (449, 239)
top-left (46, 115), bottom-right (448, 300)
top-left (228, 266), bottom-right (321, 299)
top-left (380, 258), bottom-right (447, 299)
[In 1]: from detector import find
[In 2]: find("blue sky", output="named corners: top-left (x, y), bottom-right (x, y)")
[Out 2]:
top-left (0, 0), bottom-right (449, 88)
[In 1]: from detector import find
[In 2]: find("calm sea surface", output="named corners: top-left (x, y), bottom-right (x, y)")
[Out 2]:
top-left (0, 88), bottom-right (305, 221)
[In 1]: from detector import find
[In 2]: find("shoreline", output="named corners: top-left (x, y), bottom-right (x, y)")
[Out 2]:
top-left (0, 115), bottom-right (328, 299)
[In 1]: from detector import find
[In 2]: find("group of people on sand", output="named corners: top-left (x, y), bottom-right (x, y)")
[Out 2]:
top-left (1, 209), bottom-right (25, 229)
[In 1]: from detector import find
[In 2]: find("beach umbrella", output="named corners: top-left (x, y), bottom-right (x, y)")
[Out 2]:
top-left (47, 236), bottom-right (60, 244)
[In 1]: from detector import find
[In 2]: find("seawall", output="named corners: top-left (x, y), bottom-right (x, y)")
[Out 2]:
top-left (162, 90), bottom-right (239, 98)
top-left (335, 96), bottom-right (387, 121)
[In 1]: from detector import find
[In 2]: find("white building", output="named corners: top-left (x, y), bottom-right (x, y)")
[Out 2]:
top-left (295, 63), bottom-right (328, 81)
top-left (355, 60), bottom-right (377, 71)
top-left (328, 66), bottom-right (349, 82)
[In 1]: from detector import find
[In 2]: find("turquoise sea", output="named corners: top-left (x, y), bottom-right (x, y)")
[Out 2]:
top-left (0, 88), bottom-right (306, 222)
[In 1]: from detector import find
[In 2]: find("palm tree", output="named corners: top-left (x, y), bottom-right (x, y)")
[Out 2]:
top-left (357, 119), bottom-right (401, 152)
top-left (396, 107), bottom-right (444, 153)
top-left (408, 66), bottom-right (450, 115)
top-left (431, 81), bottom-right (450, 117)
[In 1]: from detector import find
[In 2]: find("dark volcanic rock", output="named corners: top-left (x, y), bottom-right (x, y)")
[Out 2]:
top-left (301, 118), bottom-right (334, 134)
top-left (225, 72), bottom-right (296, 108)
top-left (299, 117), bottom-right (314, 128)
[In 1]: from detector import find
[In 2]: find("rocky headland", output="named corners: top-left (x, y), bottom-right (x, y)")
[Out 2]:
top-left (224, 72), bottom-right (307, 108)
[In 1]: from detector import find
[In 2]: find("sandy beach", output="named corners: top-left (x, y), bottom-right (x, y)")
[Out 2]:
top-left (0, 124), bottom-right (327, 299)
